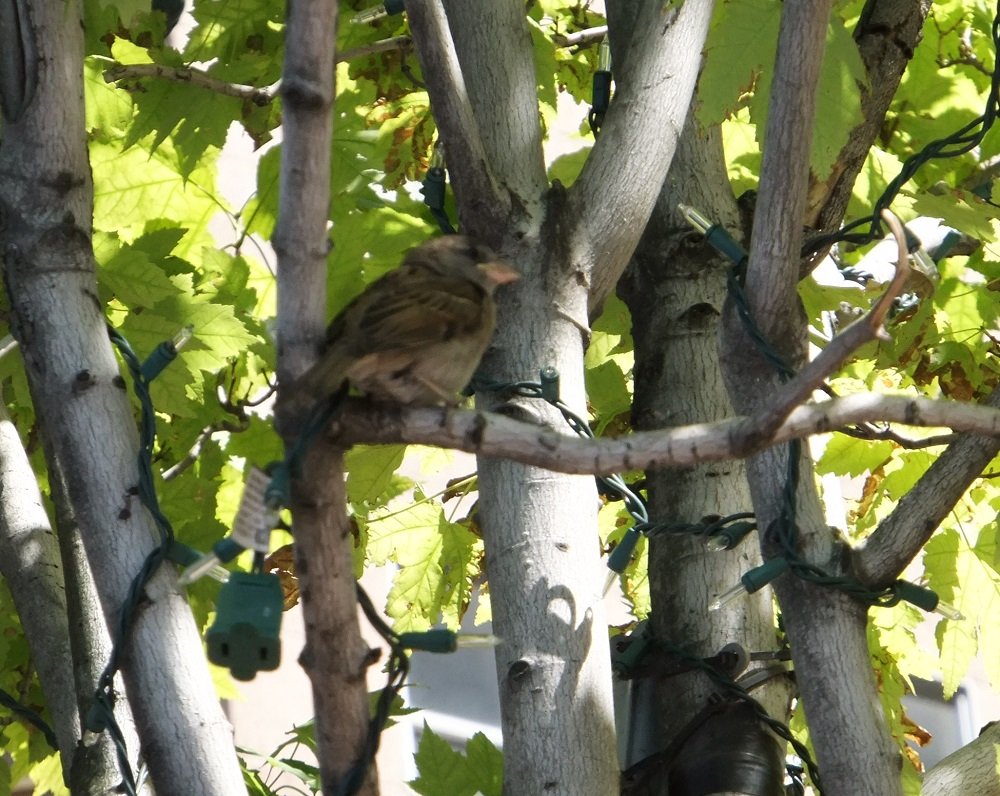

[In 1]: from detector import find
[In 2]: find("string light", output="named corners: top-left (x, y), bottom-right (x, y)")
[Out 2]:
top-left (679, 204), bottom-right (967, 624)
top-left (588, 35), bottom-right (613, 135)
top-left (90, 326), bottom-right (199, 796)
top-left (420, 139), bottom-right (456, 234)
top-left (350, 0), bottom-right (404, 25)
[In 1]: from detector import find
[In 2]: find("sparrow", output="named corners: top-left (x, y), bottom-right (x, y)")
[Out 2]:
top-left (293, 235), bottom-right (519, 406)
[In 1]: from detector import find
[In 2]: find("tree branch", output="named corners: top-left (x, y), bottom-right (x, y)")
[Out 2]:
top-left (552, 25), bottom-right (607, 47)
top-left (922, 721), bottom-right (1000, 796)
top-left (404, 0), bottom-right (509, 233)
top-left (805, 0), bottom-right (931, 243)
top-left (0, 406), bottom-right (79, 769)
top-left (856, 383), bottom-right (1000, 586)
top-left (103, 63), bottom-right (279, 104)
top-left (0, 1), bottom-right (244, 790)
top-left (338, 35), bottom-right (414, 63)
top-left (331, 393), bottom-right (1000, 476)
top-left (745, 0), bottom-right (834, 334)
top-left (441, 0), bottom-right (548, 229)
top-left (273, 2), bottom-right (379, 794)
top-left (102, 38), bottom-right (414, 104)
top-left (568, 0), bottom-right (716, 312)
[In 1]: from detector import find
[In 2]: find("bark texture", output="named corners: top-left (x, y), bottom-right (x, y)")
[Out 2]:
top-left (273, 2), bottom-right (377, 794)
top-left (719, 1), bottom-right (905, 794)
top-left (0, 408), bottom-right (79, 769)
top-left (620, 115), bottom-right (793, 795)
top-left (406, 1), bottom-right (718, 792)
top-left (0, 1), bottom-right (244, 793)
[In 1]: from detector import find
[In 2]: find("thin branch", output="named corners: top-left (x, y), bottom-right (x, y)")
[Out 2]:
top-left (552, 25), bottom-right (607, 47)
top-left (805, 0), bottom-right (930, 246)
top-left (744, 0), bottom-right (834, 331)
top-left (838, 423), bottom-right (956, 449)
top-left (330, 393), bottom-right (1000, 476)
top-left (568, 0), bottom-right (716, 311)
top-left (338, 35), bottom-right (413, 63)
top-left (103, 63), bottom-right (280, 105)
top-left (743, 210), bottom-right (911, 441)
top-left (102, 38), bottom-right (411, 105)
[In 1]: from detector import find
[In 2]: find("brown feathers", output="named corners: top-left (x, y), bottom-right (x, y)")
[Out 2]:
top-left (293, 235), bottom-right (519, 406)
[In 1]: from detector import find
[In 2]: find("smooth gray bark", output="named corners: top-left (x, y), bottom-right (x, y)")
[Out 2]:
top-left (0, 407), bottom-right (79, 769)
top-left (720, 2), bottom-right (901, 794)
top-left (407, 2), bottom-right (716, 792)
top-left (0, 1), bottom-right (243, 792)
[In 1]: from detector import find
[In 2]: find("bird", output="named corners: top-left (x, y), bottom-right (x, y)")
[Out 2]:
top-left (292, 235), bottom-right (519, 407)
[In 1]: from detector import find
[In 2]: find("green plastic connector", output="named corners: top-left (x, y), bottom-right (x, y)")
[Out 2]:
top-left (397, 629), bottom-right (459, 653)
top-left (84, 702), bottom-right (109, 733)
top-left (264, 462), bottom-right (290, 510)
top-left (607, 526), bottom-right (642, 575)
top-left (420, 169), bottom-right (447, 211)
top-left (706, 520), bottom-right (757, 552)
top-left (212, 537), bottom-right (245, 564)
top-left (611, 622), bottom-right (652, 679)
top-left (139, 326), bottom-right (192, 381)
top-left (539, 367), bottom-right (560, 403)
top-left (167, 540), bottom-right (201, 568)
top-left (710, 557), bottom-right (789, 611)
top-left (206, 572), bottom-right (283, 680)
top-left (741, 557), bottom-right (789, 594)
top-left (677, 204), bottom-right (747, 266)
top-left (888, 580), bottom-right (962, 619)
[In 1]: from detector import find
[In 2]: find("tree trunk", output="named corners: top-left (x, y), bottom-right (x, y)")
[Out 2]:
top-left (0, 1), bottom-right (244, 792)
top-left (719, 2), bottom-right (901, 794)
top-left (272, 2), bottom-right (378, 794)
top-left (477, 237), bottom-right (619, 796)
top-left (405, 2), bottom-right (716, 791)
top-left (621, 116), bottom-right (792, 795)
top-left (0, 407), bottom-right (79, 769)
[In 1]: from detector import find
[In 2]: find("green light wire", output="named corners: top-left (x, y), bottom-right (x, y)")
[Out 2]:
top-left (804, 1), bottom-right (1000, 256)
top-left (88, 327), bottom-right (187, 796)
top-left (0, 685), bottom-right (58, 750)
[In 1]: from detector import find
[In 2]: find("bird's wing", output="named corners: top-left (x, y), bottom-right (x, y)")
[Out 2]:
top-left (342, 268), bottom-right (487, 353)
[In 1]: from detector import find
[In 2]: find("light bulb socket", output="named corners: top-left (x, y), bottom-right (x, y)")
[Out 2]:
top-left (709, 558), bottom-right (788, 612)
top-left (350, 0), bottom-right (404, 24)
top-left (140, 327), bottom-right (194, 381)
top-left (398, 629), bottom-right (458, 653)
top-left (597, 35), bottom-right (612, 72)
top-left (607, 526), bottom-right (643, 575)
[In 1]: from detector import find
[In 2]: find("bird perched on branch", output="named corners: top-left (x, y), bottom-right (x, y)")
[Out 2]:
top-left (293, 235), bottom-right (519, 407)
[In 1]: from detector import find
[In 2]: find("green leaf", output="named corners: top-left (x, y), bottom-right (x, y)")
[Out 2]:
top-left (98, 236), bottom-right (179, 308)
top-left (464, 733), bottom-right (504, 796)
top-left (808, 22), bottom-right (868, 178)
top-left (879, 451), bottom-right (935, 500)
top-left (346, 445), bottom-right (408, 507)
top-left (409, 724), bottom-right (502, 796)
top-left (816, 435), bottom-right (894, 478)
top-left (366, 498), bottom-right (479, 630)
top-left (184, 0), bottom-right (283, 65)
top-left (91, 139), bottom-right (222, 252)
top-left (697, 0), bottom-right (781, 129)
top-left (926, 528), bottom-right (1000, 696)
top-left (85, 57), bottom-right (135, 137)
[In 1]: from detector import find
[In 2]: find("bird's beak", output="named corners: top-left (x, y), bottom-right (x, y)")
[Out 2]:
top-left (477, 260), bottom-right (521, 285)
